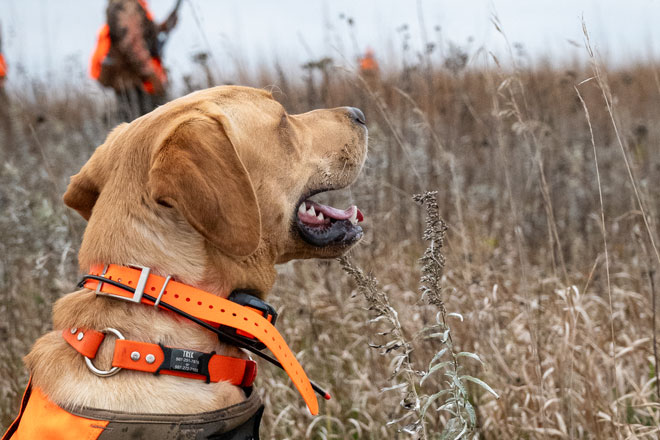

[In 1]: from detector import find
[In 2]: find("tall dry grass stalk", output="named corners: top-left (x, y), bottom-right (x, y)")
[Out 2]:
top-left (574, 78), bottom-right (619, 436)
top-left (339, 191), bottom-right (497, 440)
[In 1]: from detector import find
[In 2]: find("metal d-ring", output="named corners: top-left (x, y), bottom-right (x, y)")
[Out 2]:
top-left (94, 264), bottom-right (109, 295)
top-left (84, 327), bottom-right (125, 377)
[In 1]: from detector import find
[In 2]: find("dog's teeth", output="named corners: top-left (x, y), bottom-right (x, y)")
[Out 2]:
top-left (307, 206), bottom-right (316, 216)
top-left (298, 203), bottom-right (306, 215)
top-left (317, 212), bottom-right (324, 220)
top-left (349, 207), bottom-right (358, 225)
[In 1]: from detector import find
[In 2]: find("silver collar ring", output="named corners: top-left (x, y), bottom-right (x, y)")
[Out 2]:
top-left (84, 327), bottom-right (125, 377)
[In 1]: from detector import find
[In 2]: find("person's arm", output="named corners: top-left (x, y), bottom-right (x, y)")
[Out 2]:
top-left (159, 11), bottom-right (178, 34)
top-left (158, 0), bottom-right (181, 34)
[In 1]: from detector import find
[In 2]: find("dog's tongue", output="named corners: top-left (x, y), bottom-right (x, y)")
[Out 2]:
top-left (310, 201), bottom-right (364, 222)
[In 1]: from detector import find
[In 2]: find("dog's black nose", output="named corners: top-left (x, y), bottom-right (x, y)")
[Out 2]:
top-left (346, 107), bottom-right (366, 125)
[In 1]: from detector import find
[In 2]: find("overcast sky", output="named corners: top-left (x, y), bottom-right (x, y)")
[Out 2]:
top-left (2, 0), bottom-right (660, 90)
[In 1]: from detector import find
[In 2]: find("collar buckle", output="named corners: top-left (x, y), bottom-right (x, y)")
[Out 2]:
top-left (95, 264), bottom-right (151, 304)
top-left (127, 264), bottom-right (151, 303)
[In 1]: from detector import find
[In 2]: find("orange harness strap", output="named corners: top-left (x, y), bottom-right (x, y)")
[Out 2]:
top-left (135, 0), bottom-right (166, 94)
top-left (142, 58), bottom-right (166, 94)
top-left (89, 25), bottom-right (110, 80)
top-left (0, 53), bottom-right (7, 78)
top-left (62, 328), bottom-right (257, 387)
top-left (83, 264), bottom-right (319, 415)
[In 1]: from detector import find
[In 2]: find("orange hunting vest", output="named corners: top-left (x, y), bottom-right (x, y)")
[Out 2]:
top-left (89, 0), bottom-right (165, 94)
top-left (2, 383), bottom-right (108, 440)
top-left (359, 54), bottom-right (378, 72)
top-left (2, 380), bottom-right (264, 439)
top-left (0, 53), bottom-right (7, 78)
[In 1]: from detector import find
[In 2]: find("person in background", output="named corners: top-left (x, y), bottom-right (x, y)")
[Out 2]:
top-left (0, 49), bottom-right (6, 88)
top-left (0, 22), bottom-right (13, 149)
top-left (90, 0), bottom-right (180, 121)
top-left (358, 47), bottom-right (379, 76)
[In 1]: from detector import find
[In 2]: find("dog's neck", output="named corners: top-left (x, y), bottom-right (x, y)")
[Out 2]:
top-left (28, 287), bottom-right (249, 413)
top-left (78, 193), bottom-right (209, 287)
top-left (76, 192), bottom-right (278, 296)
top-left (52, 191), bottom-right (280, 383)
top-left (53, 198), bottom-right (278, 362)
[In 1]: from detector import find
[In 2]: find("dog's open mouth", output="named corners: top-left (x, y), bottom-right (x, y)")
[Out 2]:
top-left (295, 197), bottom-right (364, 247)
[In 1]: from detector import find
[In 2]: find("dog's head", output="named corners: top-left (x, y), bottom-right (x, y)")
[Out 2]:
top-left (64, 86), bottom-right (367, 296)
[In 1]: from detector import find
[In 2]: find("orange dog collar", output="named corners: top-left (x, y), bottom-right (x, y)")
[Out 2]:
top-left (62, 327), bottom-right (257, 387)
top-left (80, 263), bottom-right (321, 415)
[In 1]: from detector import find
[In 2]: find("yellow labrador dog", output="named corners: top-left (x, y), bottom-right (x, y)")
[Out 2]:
top-left (7, 86), bottom-right (367, 439)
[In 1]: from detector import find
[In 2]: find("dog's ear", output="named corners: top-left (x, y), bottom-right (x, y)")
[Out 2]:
top-left (63, 127), bottom-right (119, 220)
top-left (148, 117), bottom-right (262, 258)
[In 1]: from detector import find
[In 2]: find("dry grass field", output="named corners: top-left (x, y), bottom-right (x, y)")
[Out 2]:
top-left (3, 30), bottom-right (660, 438)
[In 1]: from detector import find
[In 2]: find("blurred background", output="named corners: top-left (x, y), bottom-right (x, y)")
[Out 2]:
top-left (4, 0), bottom-right (660, 88)
top-left (3, 0), bottom-right (660, 438)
